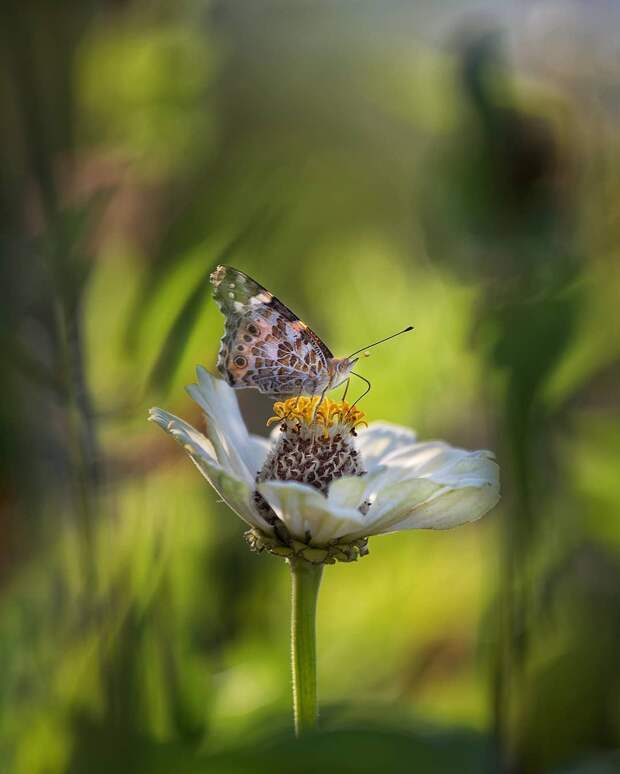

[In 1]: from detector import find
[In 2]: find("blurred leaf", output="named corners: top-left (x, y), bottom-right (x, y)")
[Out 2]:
top-left (144, 207), bottom-right (283, 395)
top-left (67, 719), bottom-right (489, 774)
top-left (553, 752), bottom-right (620, 774)
top-left (1, 333), bottom-right (63, 396)
top-left (146, 258), bottom-right (218, 396)
top-left (49, 187), bottom-right (116, 310)
top-left (203, 725), bottom-right (489, 774)
top-left (125, 200), bottom-right (283, 356)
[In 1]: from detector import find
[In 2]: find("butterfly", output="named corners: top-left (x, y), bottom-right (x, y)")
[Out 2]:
top-left (210, 265), bottom-right (412, 398)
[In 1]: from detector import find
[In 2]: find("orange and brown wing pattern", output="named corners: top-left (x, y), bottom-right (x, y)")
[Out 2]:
top-left (210, 265), bottom-right (333, 396)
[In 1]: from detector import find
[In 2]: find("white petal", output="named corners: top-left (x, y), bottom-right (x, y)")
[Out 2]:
top-left (380, 441), bottom-right (495, 482)
top-left (353, 477), bottom-right (444, 536)
top-left (326, 476), bottom-right (369, 509)
top-left (356, 422), bottom-right (418, 472)
top-left (381, 481), bottom-right (500, 531)
top-left (190, 456), bottom-right (273, 532)
top-left (269, 423), bottom-right (282, 446)
top-left (357, 448), bottom-right (500, 535)
top-left (326, 468), bottom-right (389, 509)
top-left (363, 435), bottom-right (499, 488)
top-left (247, 433), bottom-right (272, 473)
top-left (149, 407), bottom-right (216, 461)
top-left (257, 480), bottom-right (367, 544)
top-left (149, 407), bottom-right (271, 532)
top-left (185, 367), bottom-right (265, 485)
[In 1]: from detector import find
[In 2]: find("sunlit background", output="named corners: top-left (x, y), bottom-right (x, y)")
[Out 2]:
top-left (2, 1), bottom-right (620, 772)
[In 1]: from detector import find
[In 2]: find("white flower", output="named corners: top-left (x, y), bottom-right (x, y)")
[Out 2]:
top-left (149, 367), bottom-right (500, 563)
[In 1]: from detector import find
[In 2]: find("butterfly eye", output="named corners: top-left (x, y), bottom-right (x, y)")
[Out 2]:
top-left (247, 323), bottom-right (259, 336)
top-left (233, 355), bottom-right (247, 368)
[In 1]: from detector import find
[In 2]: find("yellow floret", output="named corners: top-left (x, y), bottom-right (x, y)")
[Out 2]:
top-left (267, 396), bottom-right (367, 434)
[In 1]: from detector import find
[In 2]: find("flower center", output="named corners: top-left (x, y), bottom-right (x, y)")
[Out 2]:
top-left (248, 396), bottom-right (371, 563)
top-left (254, 396), bottom-right (367, 524)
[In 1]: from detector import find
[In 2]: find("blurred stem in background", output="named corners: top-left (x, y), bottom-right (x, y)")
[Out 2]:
top-left (0, 0), bottom-right (101, 585)
top-left (454, 33), bottom-right (581, 773)
top-left (289, 559), bottom-right (323, 736)
top-left (52, 290), bottom-right (100, 589)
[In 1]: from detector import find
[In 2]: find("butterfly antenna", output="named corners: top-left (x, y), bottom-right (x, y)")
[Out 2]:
top-left (347, 326), bottom-right (414, 360)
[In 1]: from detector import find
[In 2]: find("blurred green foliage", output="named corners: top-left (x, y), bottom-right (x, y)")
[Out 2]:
top-left (2, 2), bottom-right (620, 773)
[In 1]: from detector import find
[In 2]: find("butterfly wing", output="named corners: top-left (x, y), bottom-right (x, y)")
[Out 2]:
top-left (210, 265), bottom-right (333, 395)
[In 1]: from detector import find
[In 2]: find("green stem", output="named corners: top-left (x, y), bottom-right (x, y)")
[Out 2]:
top-left (289, 558), bottom-right (323, 736)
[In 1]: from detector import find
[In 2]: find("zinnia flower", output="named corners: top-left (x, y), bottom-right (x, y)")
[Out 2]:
top-left (149, 367), bottom-right (500, 564)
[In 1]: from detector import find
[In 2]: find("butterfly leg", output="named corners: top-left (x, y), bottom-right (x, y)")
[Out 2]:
top-left (341, 377), bottom-right (351, 403)
top-left (348, 372), bottom-right (372, 413)
top-left (312, 386), bottom-right (328, 422)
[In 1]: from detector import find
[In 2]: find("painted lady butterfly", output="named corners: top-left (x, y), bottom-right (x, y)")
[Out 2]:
top-left (210, 265), bottom-right (358, 397)
top-left (210, 265), bottom-right (412, 398)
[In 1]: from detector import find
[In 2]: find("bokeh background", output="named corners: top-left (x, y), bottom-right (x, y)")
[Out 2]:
top-left (2, 1), bottom-right (620, 772)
